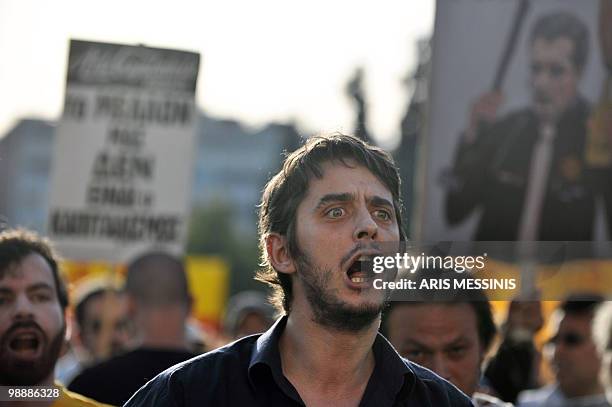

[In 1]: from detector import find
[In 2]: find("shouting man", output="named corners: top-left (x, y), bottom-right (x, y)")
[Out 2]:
top-left (126, 134), bottom-right (472, 406)
top-left (0, 228), bottom-right (109, 407)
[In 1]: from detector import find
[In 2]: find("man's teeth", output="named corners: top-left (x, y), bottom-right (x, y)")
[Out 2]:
top-left (351, 276), bottom-right (367, 283)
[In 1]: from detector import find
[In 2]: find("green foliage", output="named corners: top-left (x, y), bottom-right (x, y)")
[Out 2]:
top-left (187, 201), bottom-right (261, 294)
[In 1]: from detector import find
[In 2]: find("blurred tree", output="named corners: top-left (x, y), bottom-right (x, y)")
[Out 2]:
top-left (187, 201), bottom-right (261, 294)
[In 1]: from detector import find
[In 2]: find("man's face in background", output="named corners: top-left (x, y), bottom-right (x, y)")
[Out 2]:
top-left (387, 303), bottom-right (484, 396)
top-left (79, 291), bottom-right (132, 360)
top-left (551, 311), bottom-right (601, 398)
top-left (0, 253), bottom-right (65, 385)
top-left (530, 36), bottom-right (579, 123)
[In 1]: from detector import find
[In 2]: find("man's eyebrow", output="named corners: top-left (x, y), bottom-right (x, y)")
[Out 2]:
top-left (403, 338), bottom-right (433, 352)
top-left (444, 337), bottom-right (470, 348)
top-left (315, 193), bottom-right (355, 210)
top-left (27, 283), bottom-right (54, 293)
top-left (368, 196), bottom-right (394, 209)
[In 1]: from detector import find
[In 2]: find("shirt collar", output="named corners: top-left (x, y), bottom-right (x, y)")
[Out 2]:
top-left (248, 315), bottom-right (286, 386)
top-left (367, 331), bottom-right (416, 402)
top-left (247, 315), bottom-right (415, 401)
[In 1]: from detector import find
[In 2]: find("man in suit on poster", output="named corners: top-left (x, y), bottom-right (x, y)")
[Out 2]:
top-left (446, 11), bottom-right (594, 241)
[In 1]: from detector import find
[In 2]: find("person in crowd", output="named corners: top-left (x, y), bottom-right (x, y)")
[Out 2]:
top-left (383, 273), bottom-right (509, 406)
top-left (517, 295), bottom-right (609, 407)
top-left (0, 228), bottom-right (110, 406)
top-left (125, 133), bottom-right (472, 406)
top-left (74, 282), bottom-right (132, 360)
top-left (223, 290), bottom-right (274, 340)
top-left (68, 252), bottom-right (197, 406)
top-left (484, 300), bottom-right (544, 403)
top-left (593, 299), bottom-right (612, 402)
top-left (56, 281), bottom-right (132, 384)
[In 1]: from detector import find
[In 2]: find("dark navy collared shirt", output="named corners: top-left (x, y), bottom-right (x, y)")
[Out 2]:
top-left (124, 317), bottom-right (473, 406)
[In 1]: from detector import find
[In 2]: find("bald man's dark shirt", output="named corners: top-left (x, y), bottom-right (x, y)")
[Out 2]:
top-left (124, 317), bottom-right (473, 407)
top-left (68, 347), bottom-right (197, 406)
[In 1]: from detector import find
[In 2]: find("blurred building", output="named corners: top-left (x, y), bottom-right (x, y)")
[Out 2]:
top-left (0, 119), bottom-right (55, 233)
top-left (192, 113), bottom-right (301, 237)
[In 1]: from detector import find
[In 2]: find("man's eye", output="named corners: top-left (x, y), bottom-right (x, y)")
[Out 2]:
top-left (404, 349), bottom-right (424, 359)
top-left (374, 210), bottom-right (391, 221)
top-left (32, 293), bottom-right (51, 302)
top-left (550, 64), bottom-right (566, 77)
top-left (91, 320), bottom-right (102, 334)
top-left (531, 63), bottom-right (543, 75)
top-left (326, 208), bottom-right (345, 218)
top-left (447, 346), bottom-right (466, 358)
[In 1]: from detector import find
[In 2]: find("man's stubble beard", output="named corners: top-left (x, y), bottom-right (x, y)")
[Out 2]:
top-left (295, 251), bottom-right (384, 332)
top-left (0, 320), bottom-right (65, 386)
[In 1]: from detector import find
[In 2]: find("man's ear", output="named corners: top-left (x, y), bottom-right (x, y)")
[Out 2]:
top-left (265, 233), bottom-right (296, 275)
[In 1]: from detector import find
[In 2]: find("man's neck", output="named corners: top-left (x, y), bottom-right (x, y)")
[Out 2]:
top-left (278, 306), bottom-right (378, 397)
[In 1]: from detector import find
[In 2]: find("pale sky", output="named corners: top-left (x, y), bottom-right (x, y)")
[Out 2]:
top-left (0, 0), bottom-right (435, 147)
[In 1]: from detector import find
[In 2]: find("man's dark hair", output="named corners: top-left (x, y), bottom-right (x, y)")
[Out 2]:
top-left (382, 272), bottom-right (497, 353)
top-left (530, 11), bottom-right (589, 72)
top-left (125, 251), bottom-right (191, 307)
top-left (256, 133), bottom-right (406, 314)
top-left (0, 228), bottom-right (68, 311)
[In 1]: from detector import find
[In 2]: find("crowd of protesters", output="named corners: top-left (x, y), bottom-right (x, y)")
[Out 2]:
top-left (0, 134), bottom-right (610, 407)
top-left (2, 0), bottom-right (612, 404)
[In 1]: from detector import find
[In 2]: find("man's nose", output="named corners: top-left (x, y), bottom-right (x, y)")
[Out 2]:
top-left (14, 293), bottom-right (35, 319)
top-left (533, 69), bottom-right (551, 89)
top-left (353, 207), bottom-right (378, 240)
top-left (431, 354), bottom-right (451, 381)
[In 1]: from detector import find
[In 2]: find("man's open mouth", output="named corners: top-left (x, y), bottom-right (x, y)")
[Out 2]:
top-left (346, 255), bottom-right (374, 283)
top-left (6, 331), bottom-right (43, 357)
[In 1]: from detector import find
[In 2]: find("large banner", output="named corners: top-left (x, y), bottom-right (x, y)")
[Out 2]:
top-left (48, 40), bottom-right (200, 262)
top-left (421, 0), bottom-right (610, 243)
